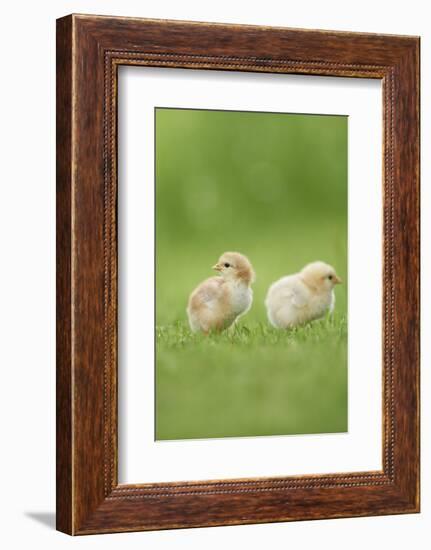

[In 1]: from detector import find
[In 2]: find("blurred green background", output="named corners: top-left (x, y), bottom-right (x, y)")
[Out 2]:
top-left (155, 107), bottom-right (348, 440)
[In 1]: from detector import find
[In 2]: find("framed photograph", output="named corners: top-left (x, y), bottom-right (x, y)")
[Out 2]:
top-left (56, 14), bottom-right (420, 535)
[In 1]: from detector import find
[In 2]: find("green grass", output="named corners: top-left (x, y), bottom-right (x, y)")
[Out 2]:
top-left (155, 107), bottom-right (348, 440)
top-left (156, 316), bottom-right (347, 440)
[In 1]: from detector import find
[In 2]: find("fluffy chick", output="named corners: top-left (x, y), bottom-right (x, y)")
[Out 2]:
top-left (187, 252), bottom-right (255, 333)
top-left (265, 261), bottom-right (342, 329)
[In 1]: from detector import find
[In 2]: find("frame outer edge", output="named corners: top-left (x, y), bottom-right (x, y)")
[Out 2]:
top-left (393, 38), bottom-right (420, 510)
top-left (56, 14), bottom-right (74, 535)
top-left (57, 14), bottom-right (421, 535)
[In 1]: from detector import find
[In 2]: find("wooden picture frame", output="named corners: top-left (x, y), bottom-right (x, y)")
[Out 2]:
top-left (56, 14), bottom-right (420, 535)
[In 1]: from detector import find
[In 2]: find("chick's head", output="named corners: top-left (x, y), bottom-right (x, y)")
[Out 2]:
top-left (213, 252), bottom-right (255, 285)
top-left (301, 261), bottom-right (342, 292)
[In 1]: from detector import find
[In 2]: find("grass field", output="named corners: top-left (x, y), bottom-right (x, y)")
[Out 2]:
top-left (156, 318), bottom-right (347, 440)
top-left (155, 107), bottom-right (348, 440)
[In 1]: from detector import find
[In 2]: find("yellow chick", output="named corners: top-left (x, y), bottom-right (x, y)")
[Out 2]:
top-left (265, 261), bottom-right (342, 328)
top-left (187, 252), bottom-right (255, 333)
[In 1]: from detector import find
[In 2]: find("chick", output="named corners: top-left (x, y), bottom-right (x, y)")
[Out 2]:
top-left (187, 252), bottom-right (255, 333)
top-left (265, 261), bottom-right (342, 329)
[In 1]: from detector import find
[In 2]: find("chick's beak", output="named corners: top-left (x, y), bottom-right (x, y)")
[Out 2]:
top-left (334, 275), bottom-right (342, 284)
top-left (212, 263), bottom-right (223, 272)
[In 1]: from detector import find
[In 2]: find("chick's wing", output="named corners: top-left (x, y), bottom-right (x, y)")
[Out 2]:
top-left (192, 277), bottom-right (226, 308)
top-left (275, 277), bottom-right (309, 309)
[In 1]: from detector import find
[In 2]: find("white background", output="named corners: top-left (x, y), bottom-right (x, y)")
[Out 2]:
top-left (119, 68), bottom-right (382, 483)
top-left (0, 1), bottom-right (428, 548)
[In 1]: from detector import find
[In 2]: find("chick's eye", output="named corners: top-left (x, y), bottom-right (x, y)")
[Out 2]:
top-left (224, 263), bottom-right (230, 268)
top-left (328, 275), bottom-right (333, 280)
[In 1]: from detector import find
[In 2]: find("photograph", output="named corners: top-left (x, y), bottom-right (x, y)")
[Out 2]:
top-left (48, 6), bottom-right (420, 539)
top-left (0, 0), bottom-right (422, 542)
top-left (155, 106), bottom-right (348, 440)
